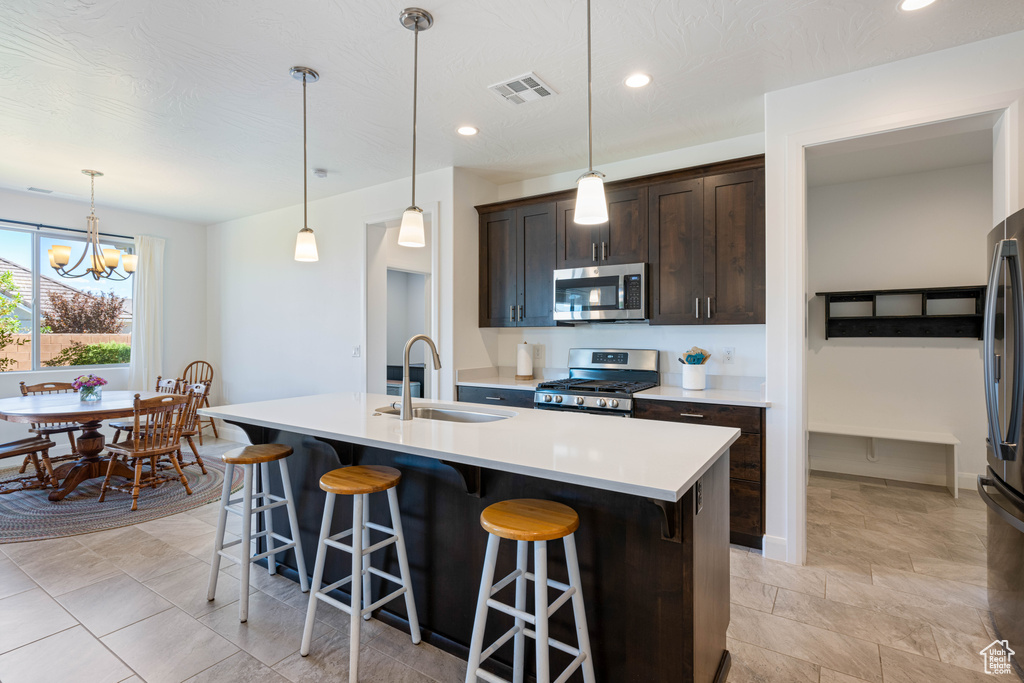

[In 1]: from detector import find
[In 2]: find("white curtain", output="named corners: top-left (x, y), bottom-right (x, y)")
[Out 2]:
top-left (127, 236), bottom-right (165, 391)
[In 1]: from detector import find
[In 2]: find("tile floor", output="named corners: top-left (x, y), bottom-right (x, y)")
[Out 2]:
top-left (0, 445), bottom-right (1013, 682)
top-left (727, 471), bottom-right (1014, 683)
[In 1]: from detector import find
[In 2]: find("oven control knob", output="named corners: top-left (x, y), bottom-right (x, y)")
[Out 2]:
top-left (554, 395), bottom-right (563, 403)
top-left (597, 398), bottom-right (607, 408)
top-left (610, 399), bottom-right (620, 409)
top-left (574, 396), bottom-right (584, 406)
top-left (543, 394), bottom-right (552, 403)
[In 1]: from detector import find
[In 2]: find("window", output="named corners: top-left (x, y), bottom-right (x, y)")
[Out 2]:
top-left (0, 224), bottom-right (134, 372)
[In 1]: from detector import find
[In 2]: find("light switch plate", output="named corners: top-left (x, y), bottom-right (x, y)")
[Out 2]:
top-left (352, 345), bottom-right (361, 358)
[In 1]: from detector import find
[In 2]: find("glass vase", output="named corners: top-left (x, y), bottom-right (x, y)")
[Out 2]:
top-left (79, 386), bottom-right (102, 402)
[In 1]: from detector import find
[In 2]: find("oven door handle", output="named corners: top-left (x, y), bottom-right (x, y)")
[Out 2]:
top-left (979, 474), bottom-right (1024, 534)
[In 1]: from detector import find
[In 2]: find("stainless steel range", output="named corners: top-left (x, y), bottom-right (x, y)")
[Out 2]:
top-left (534, 348), bottom-right (659, 417)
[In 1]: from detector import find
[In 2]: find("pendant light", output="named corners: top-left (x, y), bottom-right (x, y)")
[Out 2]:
top-left (291, 66), bottom-right (320, 262)
top-left (574, 0), bottom-right (608, 225)
top-left (397, 7), bottom-right (433, 248)
top-left (48, 170), bottom-right (135, 280)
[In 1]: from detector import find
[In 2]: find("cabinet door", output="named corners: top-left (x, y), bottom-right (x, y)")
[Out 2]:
top-left (478, 209), bottom-right (518, 327)
top-left (602, 187), bottom-right (648, 265)
top-left (648, 178), bottom-right (704, 325)
top-left (517, 202), bottom-right (556, 327)
top-left (555, 199), bottom-right (601, 269)
top-left (457, 385), bottom-right (535, 409)
top-left (703, 169), bottom-right (765, 324)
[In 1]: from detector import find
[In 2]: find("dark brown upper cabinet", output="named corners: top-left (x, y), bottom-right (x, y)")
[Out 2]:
top-left (555, 187), bottom-right (648, 268)
top-left (476, 155), bottom-right (765, 328)
top-left (478, 203), bottom-right (556, 328)
top-left (648, 169), bottom-right (765, 325)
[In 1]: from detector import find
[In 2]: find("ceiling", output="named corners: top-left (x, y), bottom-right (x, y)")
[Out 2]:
top-left (805, 112), bottom-right (998, 187)
top-left (1, 1), bottom-right (1022, 224)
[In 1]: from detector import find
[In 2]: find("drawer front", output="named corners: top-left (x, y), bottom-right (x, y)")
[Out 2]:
top-left (457, 385), bottom-right (535, 409)
top-left (634, 399), bottom-right (761, 433)
top-left (729, 478), bottom-right (762, 537)
top-left (729, 434), bottom-right (762, 482)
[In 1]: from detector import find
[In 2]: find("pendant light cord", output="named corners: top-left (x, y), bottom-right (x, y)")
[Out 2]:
top-left (411, 20), bottom-right (419, 207)
top-left (587, 0), bottom-right (593, 174)
top-left (302, 73), bottom-right (308, 230)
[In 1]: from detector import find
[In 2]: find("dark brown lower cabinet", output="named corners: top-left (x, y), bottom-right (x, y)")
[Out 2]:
top-left (634, 398), bottom-right (765, 549)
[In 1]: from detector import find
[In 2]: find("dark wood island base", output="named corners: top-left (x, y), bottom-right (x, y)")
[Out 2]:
top-left (231, 421), bottom-right (731, 682)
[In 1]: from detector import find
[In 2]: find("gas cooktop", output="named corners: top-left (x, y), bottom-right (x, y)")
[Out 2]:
top-left (534, 348), bottom-right (660, 415)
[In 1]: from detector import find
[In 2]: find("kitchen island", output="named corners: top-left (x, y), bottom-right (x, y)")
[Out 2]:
top-left (201, 393), bottom-right (738, 682)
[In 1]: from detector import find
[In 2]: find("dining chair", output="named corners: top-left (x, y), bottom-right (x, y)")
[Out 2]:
top-left (109, 376), bottom-right (180, 443)
top-left (0, 437), bottom-right (58, 494)
top-left (17, 381), bottom-right (80, 476)
top-left (98, 393), bottom-right (193, 511)
top-left (182, 361), bottom-right (218, 444)
top-left (176, 381), bottom-right (210, 474)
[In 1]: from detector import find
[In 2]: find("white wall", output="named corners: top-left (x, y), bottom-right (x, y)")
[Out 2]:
top-left (0, 187), bottom-right (207, 444)
top-left (765, 29), bottom-right (1024, 563)
top-left (806, 163), bottom-right (992, 484)
top-left (206, 167), bottom-right (454, 413)
top-left (386, 270), bottom-right (427, 367)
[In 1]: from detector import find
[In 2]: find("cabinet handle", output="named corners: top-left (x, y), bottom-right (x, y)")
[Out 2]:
top-left (707, 297), bottom-right (712, 319)
top-left (680, 413), bottom-right (706, 419)
top-left (518, 304), bottom-right (524, 321)
top-left (509, 305), bottom-right (515, 323)
top-left (695, 297), bottom-right (700, 319)
top-left (602, 242), bottom-right (608, 260)
top-left (485, 396), bottom-right (505, 401)
top-left (592, 243), bottom-right (598, 262)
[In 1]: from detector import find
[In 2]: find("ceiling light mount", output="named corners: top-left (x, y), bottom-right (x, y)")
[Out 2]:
top-left (289, 66), bottom-right (319, 82)
top-left (399, 8), bottom-right (433, 31)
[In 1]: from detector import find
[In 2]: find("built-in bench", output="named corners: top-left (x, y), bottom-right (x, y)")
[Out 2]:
top-left (808, 422), bottom-right (960, 498)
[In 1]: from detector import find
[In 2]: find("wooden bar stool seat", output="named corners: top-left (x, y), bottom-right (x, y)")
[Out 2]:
top-left (221, 443), bottom-right (293, 465)
top-left (480, 499), bottom-right (580, 542)
top-left (301, 465), bottom-right (420, 683)
top-left (466, 498), bottom-right (595, 683)
top-left (207, 443), bottom-right (308, 623)
top-left (319, 465), bottom-right (401, 495)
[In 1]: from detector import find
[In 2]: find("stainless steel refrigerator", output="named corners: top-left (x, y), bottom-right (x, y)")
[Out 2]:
top-left (982, 207), bottom-right (1024, 679)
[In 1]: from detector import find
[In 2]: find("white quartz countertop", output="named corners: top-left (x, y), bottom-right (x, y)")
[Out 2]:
top-left (201, 393), bottom-right (740, 502)
top-left (457, 375), bottom-right (770, 408)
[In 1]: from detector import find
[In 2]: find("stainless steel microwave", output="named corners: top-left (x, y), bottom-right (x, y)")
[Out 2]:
top-left (553, 263), bottom-right (647, 322)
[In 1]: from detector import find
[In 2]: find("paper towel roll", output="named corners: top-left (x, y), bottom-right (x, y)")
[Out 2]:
top-left (516, 343), bottom-right (534, 380)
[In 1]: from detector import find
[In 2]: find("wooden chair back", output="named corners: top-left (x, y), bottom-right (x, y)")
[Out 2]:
top-left (180, 382), bottom-right (210, 434)
top-left (155, 376), bottom-right (181, 394)
top-left (128, 394), bottom-right (189, 455)
top-left (19, 381), bottom-right (75, 396)
top-left (181, 361), bottom-right (214, 387)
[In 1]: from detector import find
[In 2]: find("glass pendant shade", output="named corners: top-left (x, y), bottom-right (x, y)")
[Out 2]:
top-left (574, 172), bottom-right (608, 225)
top-left (47, 251), bottom-right (57, 268)
top-left (294, 228), bottom-right (319, 262)
top-left (51, 244), bottom-right (71, 266)
top-left (103, 248), bottom-right (120, 268)
top-left (122, 254), bottom-right (138, 273)
top-left (398, 207), bottom-right (426, 247)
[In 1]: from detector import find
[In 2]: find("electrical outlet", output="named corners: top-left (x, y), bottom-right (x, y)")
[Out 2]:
top-left (533, 344), bottom-right (544, 365)
top-left (723, 347), bottom-right (735, 364)
top-left (352, 345), bottom-right (361, 358)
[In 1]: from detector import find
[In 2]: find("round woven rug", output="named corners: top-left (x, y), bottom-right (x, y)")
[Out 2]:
top-left (0, 458), bottom-right (244, 543)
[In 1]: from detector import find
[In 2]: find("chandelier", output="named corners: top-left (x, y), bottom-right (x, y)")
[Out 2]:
top-left (48, 170), bottom-right (136, 280)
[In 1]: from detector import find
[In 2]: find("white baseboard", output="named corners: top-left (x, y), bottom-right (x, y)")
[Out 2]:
top-left (762, 534), bottom-right (788, 562)
top-left (959, 471), bottom-right (982, 492)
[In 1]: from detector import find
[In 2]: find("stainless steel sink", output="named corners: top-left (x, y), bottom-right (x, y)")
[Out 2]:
top-left (374, 405), bottom-right (512, 424)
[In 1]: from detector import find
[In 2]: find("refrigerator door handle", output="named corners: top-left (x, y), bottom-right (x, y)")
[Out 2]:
top-left (985, 239), bottom-right (1024, 461)
top-left (979, 474), bottom-right (1024, 534)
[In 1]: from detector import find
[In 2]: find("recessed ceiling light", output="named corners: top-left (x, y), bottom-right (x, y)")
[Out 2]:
top-left (457, 126), bottom-right (479, 136)
top-left (624, 73), bottom-right (652, 88)
top-left (899, 0), bottom-right (936, 10)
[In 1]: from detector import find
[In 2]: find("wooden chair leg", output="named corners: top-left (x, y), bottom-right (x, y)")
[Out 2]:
top-left (40, 448), bottom-right (57, 488)
top-left (113, 429), bottom-right (122, 443)
top-left (18, 455), bottom-right (29, 474)
top-left (187, 436), bottom-right (207, 475)
top-left (28, 453), bottom-right (44, 486)
top-left (99, 453), bottom-right (120, 503)
top-left (67, 431), bottom-right (78, 456)
top-left (168, 450), bottom-right (192, 495)
top-left (130, 459), bottom-right (143, 511)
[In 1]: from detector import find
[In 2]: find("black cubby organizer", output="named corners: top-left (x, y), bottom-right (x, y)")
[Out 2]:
top-left (816, 285), bottom-right (986, 340)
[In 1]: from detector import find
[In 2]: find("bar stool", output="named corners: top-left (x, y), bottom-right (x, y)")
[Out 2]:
top-left (206, 444), bottom-right (309, 622)
top-left (465, 499), bottom-right (595, 683)
top-left (300, 465), bottom-right (420, 683)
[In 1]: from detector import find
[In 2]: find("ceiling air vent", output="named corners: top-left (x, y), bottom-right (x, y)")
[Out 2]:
top-left (27, 187), bottom-right (52, 193)
top-left (489, 72), bottom-right (557, 105)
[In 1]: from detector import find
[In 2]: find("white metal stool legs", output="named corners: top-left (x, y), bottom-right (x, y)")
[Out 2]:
top-left (465, 534), bottom-right (595, 683)
top-left (300, 486), bottom-right (420, 683)
top-left (206, 458), bottom-right (308, 623)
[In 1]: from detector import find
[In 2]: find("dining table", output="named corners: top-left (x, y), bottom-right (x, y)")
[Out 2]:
top-left (0, 390), bottom-right (160, 501)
